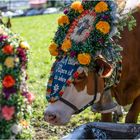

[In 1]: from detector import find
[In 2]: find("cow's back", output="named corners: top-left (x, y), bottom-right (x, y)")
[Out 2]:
top-left (113, 10), bottom-right (140, 106)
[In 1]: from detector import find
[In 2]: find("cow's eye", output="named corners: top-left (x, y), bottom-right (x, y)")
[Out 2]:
top-left (77, 75), bottom-right (85, 80)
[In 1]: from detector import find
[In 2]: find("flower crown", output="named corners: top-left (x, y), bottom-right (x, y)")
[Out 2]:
top-left (49, 0), bottom-right (120, 69)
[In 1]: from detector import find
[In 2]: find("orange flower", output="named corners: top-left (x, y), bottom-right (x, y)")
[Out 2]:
top-left (96, 21), bottom-right (110, 34)
top-left (50, 97), bottom-right (56, 103)
top-left (61, 39), bottom-right (71, 52)
top-left (20, 41), bottom-right (30, 50)
top-left (95, 1), bottom-right (109, 13)
top-left (4, 57), bottom-right (15, 68)
top-left (70, 1), bottom-right (84, 13)
top-left (78, 53), bottom-right (91, 65)
top-left (58, 15), bottom-right (70, 26)
top-left (0, 28), bottom-right (5, 35)
top-left (20, 120), bottom-right (29, 128)
top-left (2, 45), bottom-right (14, 54)
top-left (49, 42), bottom-right (58, 56)
top-left (2, 75), bottom-right (16, 88)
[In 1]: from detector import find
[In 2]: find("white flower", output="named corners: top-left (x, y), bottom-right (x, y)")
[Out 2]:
top-left (11, 124), bottom-right (22, 135)
top-left (53, 84), bottom-right (59, 93)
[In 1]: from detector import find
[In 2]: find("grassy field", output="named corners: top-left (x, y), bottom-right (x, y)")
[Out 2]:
top-left (11, 14), bottom-right (140, 139)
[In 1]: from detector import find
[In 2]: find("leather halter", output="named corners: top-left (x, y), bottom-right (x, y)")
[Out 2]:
top-left (59, 72), bottom-right (98, 114)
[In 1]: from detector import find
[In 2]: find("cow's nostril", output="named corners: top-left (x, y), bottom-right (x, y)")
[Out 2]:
top-left (44, 111), bottom-right (58, 122)
top-left (48, 114), bottom-right (56, 120)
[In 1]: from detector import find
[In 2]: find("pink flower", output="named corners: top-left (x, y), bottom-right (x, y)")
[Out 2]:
top-left (0, 35), bottom-right (8, 41)
top-left (2, 106), bottom-right (15, 121)
top-left (64, 9), bottom-right (69, 14)
top-left (26, 92), bottom-right (35, 104)
top-left (85, 32), bottom-right (90, 38)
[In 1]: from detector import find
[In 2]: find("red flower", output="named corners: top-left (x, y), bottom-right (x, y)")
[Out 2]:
top-left (59, 91), bottom-right (64, 96)
top-left (73, 72), bottom-right (79, 78)
top-left (66, 80), bottom-right (71, 86)
top-left (2, 75), bottom-right (16, 88)
top-left (47, 88), bottom-right (52, 93)
top-left (2, 45), bottom-right (14, 54)
top-left (73, 21), bottom-right (77, 26)
top-left (2, 106), bottom-right (15, 121)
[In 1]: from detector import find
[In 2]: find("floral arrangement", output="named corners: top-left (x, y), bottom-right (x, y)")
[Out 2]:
top-left (0, 24), bottom-right (34, 139)
top-left (49, 0), bottom-right (120, 67)
top-left (46, 0), bottom-right (136, 103)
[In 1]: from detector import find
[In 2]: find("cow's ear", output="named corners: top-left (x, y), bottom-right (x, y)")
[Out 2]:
top-left (95, 55), bottom-right (113, 78)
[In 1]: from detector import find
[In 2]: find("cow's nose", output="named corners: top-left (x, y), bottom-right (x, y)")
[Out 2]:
top-left (44, 111), bottom-right (60, 124)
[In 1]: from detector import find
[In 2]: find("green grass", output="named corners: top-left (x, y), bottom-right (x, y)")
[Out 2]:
top-left (11, 14), bottom-right (140, 139)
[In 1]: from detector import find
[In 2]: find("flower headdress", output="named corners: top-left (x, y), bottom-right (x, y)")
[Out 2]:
top-left (46, 0), bottom-right (136, 103)
top-left (49, 0), bottom-right (120, 66)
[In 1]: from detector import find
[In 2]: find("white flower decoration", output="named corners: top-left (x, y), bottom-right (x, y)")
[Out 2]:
top-left (11, 124), bottom-right (22, 135)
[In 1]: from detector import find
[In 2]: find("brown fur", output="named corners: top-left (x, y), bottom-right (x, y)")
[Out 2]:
top-left (74, 72), bottom-right (104, 94)
top-left (74, 10), bottom-right (140, 123)
top-left (112, 11), bottom-right (140, 106)
top-left (111, 10), bottom-right (140, 123)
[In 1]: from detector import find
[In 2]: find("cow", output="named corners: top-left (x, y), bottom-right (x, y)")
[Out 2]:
top-left (44, 0), bottom-right (140, 125)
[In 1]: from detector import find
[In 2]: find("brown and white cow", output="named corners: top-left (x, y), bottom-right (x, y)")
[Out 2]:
top-left (44, 0), bottom-right (140, 125)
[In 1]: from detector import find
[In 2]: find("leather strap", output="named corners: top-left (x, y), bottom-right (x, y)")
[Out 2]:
top-left (59, 97), bottom-right (79, 112)
top-left (59, 72), bottom-right (98, 114)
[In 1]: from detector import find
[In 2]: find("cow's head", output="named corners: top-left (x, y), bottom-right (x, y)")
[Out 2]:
top-left (44, 0), bottom-right (118, 125)
top-left (44, 56), bottom-right (113, 125)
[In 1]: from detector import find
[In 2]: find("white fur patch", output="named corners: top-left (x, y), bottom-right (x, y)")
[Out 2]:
top-left (122, 0), bottom-right (140, 14)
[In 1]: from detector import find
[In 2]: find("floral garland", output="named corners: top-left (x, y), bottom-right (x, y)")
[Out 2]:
top-left (0, 25), bottom-right (34, 139)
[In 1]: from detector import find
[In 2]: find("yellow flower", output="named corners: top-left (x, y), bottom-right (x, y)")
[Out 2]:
top-left (20, 120), bottom-right (29, 128)
top-left (20, 41), bottom-right (30, 50)
top-left (96, 21), bottom-right (110, 34)
top-left (0, 28), bottom-right (4, 35)
top-left (49, 42), bottom-right (58, 56)
top-left (61, 39), bottom-right (71, 52)
top-left (0, 27), bottom-right (7, 35)
top-left (58, 15), bottom-right (70, 26)
top-left (95, 2), bottom-right (109, 13)
top-left (70, 1), bottom-right (84, 13)
top-left (4, 57), bottom-right (14, 68)
top-left (78, 53), bottom-right (91, 65)
top-left (14, 57), bottom-right (20, 63)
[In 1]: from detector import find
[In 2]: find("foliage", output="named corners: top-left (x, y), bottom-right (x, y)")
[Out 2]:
top-left (118, 12), bottom-right (137, 32)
